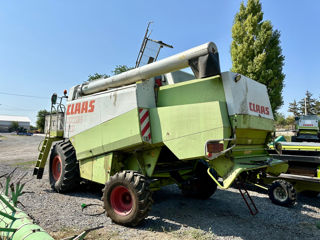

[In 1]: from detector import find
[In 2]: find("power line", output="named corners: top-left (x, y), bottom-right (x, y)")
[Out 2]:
top-left (0, 109), bottom-right (36, 112)
top-left (0, 91), bottom-right (47, 99)
top-left (0, 103), bottom-right (38, 111)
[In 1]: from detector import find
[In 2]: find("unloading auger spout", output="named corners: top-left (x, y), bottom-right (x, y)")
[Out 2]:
top-left (80, 42), bottom-right (218, 95)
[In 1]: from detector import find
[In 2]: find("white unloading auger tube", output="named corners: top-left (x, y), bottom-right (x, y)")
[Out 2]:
top-left (81, 42), bottom-right (218, 95)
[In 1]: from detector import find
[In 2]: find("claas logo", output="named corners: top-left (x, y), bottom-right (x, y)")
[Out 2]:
top-left (302, 124), bottom-right (314, 127)
top-left (67, 100), bottom-right (95, 115)
top-left (249, 102), bottom-right (270, 115)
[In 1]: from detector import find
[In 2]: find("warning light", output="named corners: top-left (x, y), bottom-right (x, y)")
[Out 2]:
top-left (155, 77), bottom-right (162, 87)
top-left (207, 141), bottom-right (224, 153)
top-left (63, 89), bottom-right (67, 96)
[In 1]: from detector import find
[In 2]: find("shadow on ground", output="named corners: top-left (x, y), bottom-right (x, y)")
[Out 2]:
top-left (137, 185), bottom-right (320, 240)
top-left (45, 178), bottom-right (320, 239)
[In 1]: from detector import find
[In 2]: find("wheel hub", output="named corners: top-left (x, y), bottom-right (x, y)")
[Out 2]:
top-left (110, 186), bottom-right (133, 216)
top-left (273, 186), bottom-right (288, 202)
top-left (52, 155), bottom-right (62, 181)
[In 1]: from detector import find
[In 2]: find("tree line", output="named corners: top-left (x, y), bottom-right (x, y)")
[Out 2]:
top-left (288, 90), bottom-right (320, 116)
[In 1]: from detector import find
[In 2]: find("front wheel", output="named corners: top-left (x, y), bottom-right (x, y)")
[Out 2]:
top-left (49, 140), bottom-right (79, 192)
top-left (102, 171), bottom-right (153, 226)
top-left (268, 180), bottom-right (296, 207)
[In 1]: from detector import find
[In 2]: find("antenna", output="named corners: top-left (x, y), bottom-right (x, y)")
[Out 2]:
top-left (135, 22), bottom-right (173, 68)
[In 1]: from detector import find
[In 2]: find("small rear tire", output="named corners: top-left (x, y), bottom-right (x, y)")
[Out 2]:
top-left (181, 160), bottom-right (218, 199)
top-left (102, 171), bottom-right (153, 226)
top-left (49, 140), bottom-right (79, 192)
top-left (268, 180), bottom-right (296, 207)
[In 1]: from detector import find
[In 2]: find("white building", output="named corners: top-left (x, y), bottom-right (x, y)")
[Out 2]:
top-left (0, 115), bottom-right (31, 132)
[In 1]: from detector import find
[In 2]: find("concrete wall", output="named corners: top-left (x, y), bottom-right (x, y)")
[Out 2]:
top-left (0, 121), bottom-right (30, 132)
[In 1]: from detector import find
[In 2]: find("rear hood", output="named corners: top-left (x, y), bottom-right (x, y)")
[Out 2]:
top-left (221, 72), bottom-right (273, 120)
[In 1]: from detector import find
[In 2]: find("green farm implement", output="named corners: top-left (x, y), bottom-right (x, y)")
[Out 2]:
top-left (0, 170), bottom-right (54, 240)
top-left (268, 136), bottom-right (320, 197)
top-left (0, 170), bottom-right (102, 239)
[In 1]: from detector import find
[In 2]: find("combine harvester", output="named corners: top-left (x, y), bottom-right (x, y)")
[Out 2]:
top-left (34, 42), bottom-right (296, 226)
top-left (268, 115), bottom-right (320, 197)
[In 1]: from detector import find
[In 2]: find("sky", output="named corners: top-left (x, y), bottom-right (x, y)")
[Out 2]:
top-left (0, 0), bottom-right (320, 125)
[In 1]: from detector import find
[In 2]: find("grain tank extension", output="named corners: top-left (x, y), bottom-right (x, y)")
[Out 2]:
top-left (34, 42), bottom-right (295, 226)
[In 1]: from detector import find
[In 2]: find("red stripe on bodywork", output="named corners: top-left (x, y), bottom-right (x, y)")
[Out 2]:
top-left (140, 111), bottom-right (149, 124)
top-left (141, 122), bottom-right (150, 136)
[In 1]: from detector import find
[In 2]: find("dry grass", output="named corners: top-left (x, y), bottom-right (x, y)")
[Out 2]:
top-left (49, 227), bottom-right (121, 240)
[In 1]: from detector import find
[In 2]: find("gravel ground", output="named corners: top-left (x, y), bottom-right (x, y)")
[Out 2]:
top-left (0, 133), bottom-right (44, 165)
top-left (1, 133), bottom-right (320, 240)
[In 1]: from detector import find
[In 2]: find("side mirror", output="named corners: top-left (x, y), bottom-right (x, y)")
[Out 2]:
top-left (51, 93), bottom-right (57, 105)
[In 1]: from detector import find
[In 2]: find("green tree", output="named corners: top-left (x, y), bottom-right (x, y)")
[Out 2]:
top-left (112, 65), bottom-right (133, 75)
top-left (288, 100), bottom-right (299, 116)
top-left (285, 115), bottom-right (295, 126)
top-left (274, 112), bottom-right (286, 127)
top-left (316, 98), bottom-right (320, 114)
top-left (36, 109), bottom-right (50, 133)
top-left (231, 0), bottom-right (285, 112)
top-left (30, 125), bottom-right (37, 131)
top-left (297, 90), bottom-right (317, 115)
top-left (87, 65), bottom-right (133, 82)
top-left (88, 73), bottom-right (110, 82)
top-left (8, 121), bottom-right (19, 132)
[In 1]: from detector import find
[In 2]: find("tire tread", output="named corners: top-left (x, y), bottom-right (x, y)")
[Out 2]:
top-left (49, 140), bottom-right (79, 192)
top-left (102, 170), bottom-right (153, 226)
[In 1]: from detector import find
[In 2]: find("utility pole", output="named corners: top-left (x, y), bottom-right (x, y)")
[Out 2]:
top-left (304, 98), bottom-right (307, 115)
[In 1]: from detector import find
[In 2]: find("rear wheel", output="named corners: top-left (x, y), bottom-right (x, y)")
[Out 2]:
top-left (181, 160), bottom-right (218, 199)
top-left (268, 180), bottom-right (296, 207)
top-left (49, 140), bottom-right (79, 192)
top-left (102, 171), bottom-right (153, 226)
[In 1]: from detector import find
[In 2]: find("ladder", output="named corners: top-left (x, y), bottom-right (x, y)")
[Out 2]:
top-left (33, 100), bottom-right (64, 179)
top-left (33, 133), bottom-right (60, 179)
top-left (33, 94), bottom-right (67, 179)
top-left (235, 180), bottom-right (259, 216)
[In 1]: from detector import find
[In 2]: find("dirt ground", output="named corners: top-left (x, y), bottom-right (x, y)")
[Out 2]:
top-left (0, 133), bottom-right (320, 240)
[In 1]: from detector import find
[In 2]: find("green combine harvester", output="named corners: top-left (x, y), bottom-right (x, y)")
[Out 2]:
top-left (34, 42), bottom-right (296, 226)
top-left (268, 115), bottom-right (320, 197)
top-left (292, 115), bottom-right (320, 142)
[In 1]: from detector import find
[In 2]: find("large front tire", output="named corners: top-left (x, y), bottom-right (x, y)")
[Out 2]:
top-left (102, 171), bottom-right (153, 226)
top-left (268, 180), bottom-right (296, 207)
top-left (49, 140), bottom-right (79, 192)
